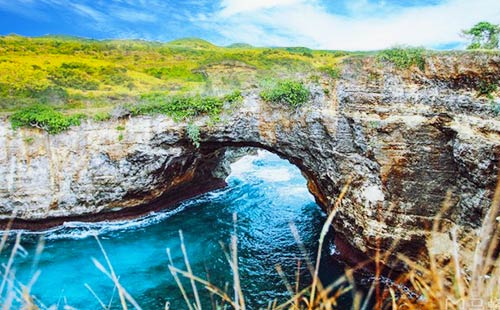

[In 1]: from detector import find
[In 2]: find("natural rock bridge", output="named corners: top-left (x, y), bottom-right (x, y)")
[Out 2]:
top-left (1, 55), bottom-right (499, 268)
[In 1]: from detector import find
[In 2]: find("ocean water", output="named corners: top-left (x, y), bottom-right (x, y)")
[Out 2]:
top-left (0, 150), bottom-right (349, 309)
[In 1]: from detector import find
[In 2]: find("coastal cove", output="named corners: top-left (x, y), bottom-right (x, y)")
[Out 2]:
top-left (0, 151), bottom-right (352, 309)
top-left (0, 34), bottom-right (499, 309)
top-left (1, 53), bottom-right (499, 272)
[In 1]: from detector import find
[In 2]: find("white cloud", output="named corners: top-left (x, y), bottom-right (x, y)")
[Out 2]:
top-left (201, 0), bottom-right (500, 50)
top-left (2, 0), bottom-right (500, 50)
top-left (69, 3), bottom-right (105, 22)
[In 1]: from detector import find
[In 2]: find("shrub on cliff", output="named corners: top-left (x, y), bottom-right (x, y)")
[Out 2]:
top-left (378, 47), bottom-right (426, 70)
top-left (260, 80), bottom-right (310, 107)
top-left (131, 92), bottom-right (244, 120)
top-left (132, 93), bottom-right (219, 119)
top-left (477, 80), bottom-right (498, 98)
top-left (223, 90), bottom-right (243, 104)
top-left (186, 123), bottom-right (201, 147)
top-left (10, 104), bottom-right (85, 134)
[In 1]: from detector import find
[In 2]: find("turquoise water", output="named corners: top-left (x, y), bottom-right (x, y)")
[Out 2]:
top-left (0, 150), bottom-right (348, 309)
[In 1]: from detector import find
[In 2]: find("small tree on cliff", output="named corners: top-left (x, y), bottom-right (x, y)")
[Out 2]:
top-left (462, 21), bottom-right (500, 49)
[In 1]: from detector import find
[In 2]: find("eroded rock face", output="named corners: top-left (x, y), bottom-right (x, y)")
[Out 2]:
top-left (0, 54), bottom-right (499, 268)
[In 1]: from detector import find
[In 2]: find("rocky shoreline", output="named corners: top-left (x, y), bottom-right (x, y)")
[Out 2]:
top-left (0, 177), bottom-right (226, 231)
top-left (1, 54), bottom-right (499, 269)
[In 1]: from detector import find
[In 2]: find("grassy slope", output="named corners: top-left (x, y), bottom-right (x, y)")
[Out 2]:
top-left (0, 35), bottom-right (347, 114)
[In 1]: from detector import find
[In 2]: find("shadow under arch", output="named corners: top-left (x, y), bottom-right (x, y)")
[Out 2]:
top-left (1, 142), bottom-right (331, 232)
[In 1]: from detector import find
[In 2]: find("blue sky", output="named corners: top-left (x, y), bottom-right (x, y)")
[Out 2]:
top-left (0, 0), bottom-right (499, 50)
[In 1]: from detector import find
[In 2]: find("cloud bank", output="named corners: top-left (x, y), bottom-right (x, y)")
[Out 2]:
top-left (0, 0), bottom-right (499, 50)
top-left (199, 0), bottom-right (500, 50)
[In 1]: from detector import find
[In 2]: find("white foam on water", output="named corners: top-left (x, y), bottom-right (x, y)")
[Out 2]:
top-left (278, 186), bottom-right (308, 196)
top-left (44, 200), bottom-right (205, 240)
top-left (228, 153), bottom-right (260, 179)
top-left (228, 149), bottom-right (283, 180)
top-left (45, 228), bottom-right (101, 240)
top-left (251, 151), bottom-right (294, 182)
top-left (0, 185), bottom-right (232, 241)
top-left (0, 201), bottom-right (196, 240)
top-left (254, 168), bottom-right (292, 182)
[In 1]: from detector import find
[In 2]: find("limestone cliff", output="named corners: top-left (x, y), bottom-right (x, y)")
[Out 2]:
top-left (0, 54), bottom-right (499, 268)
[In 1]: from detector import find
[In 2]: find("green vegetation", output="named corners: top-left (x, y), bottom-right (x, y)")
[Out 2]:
top-left (260, 80), bottom-right (310, 107)
top-left (10, 105), bottom-right (85, 134)
top-left (92, 112), bottom-right (111, 122)
top-left (49, 62), bottom-right (100, 90)
top-left (129, 93), bottom-right (225, 120)
top-left (0, 35), bottom-right (344, 113)
top-left (166, 38), bottom-right (216, 49)
top-left (0, 35), bottom-right (344, 133)
top-left (9, 90), bottom-right (242, 133)
top-left (319, 66), bottom-right (341, 79)
top-left (463, 21), bottom-right (500, 50)
top-left (144, 66), bottom-right (205, 82)
top-left (377, 47), bottom-right (426, 70)
top-left (4, 34), bottom-right (498, 134)
top-left (23, 136), bottom-right (34, 144)
top-left (186, 123), bottom-right (201, 148)
top-left (227, 43), bottom-right (254, 49)
top-left (477, 80), bottom-right (500, 115)
top-left (477, 80), bottom-right (498, 98)
top-left (223, 89), bottom-right (243, 104)
top-left (491, 101), bottom-right (500, 116)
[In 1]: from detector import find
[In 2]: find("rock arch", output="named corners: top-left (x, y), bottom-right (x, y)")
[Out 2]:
top-left (1, 55), bottom-right (499, 267)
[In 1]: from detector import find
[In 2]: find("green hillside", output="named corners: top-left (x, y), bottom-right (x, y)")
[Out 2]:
top-left (0, 35), bottom-right (346, 115)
